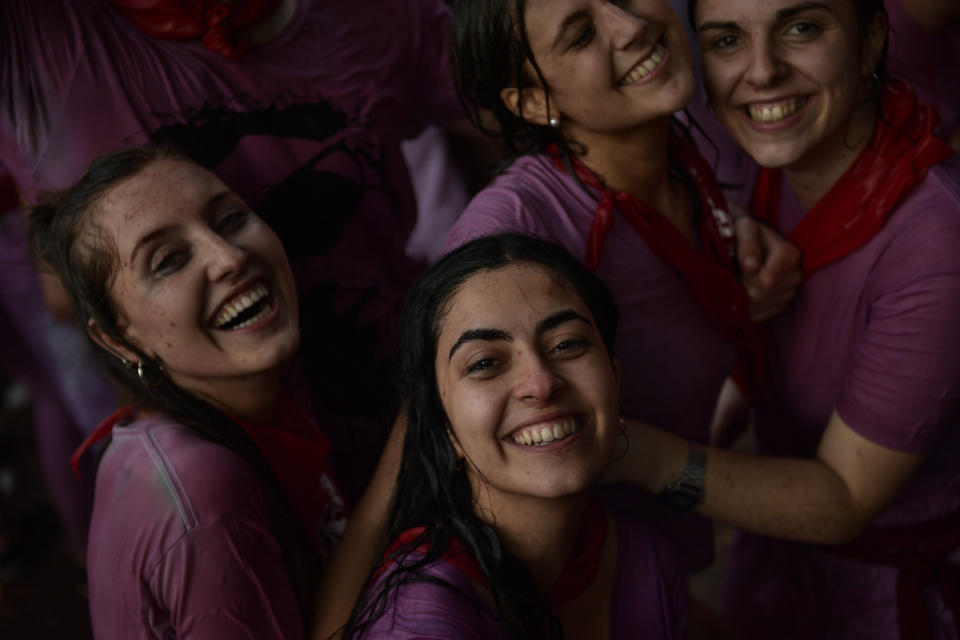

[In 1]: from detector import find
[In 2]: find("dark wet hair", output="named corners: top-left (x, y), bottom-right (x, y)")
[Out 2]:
top-left (452, 0), bottom-right (570, 161)
top-left (27, 143), bottom-right (320, 624)
top-left (686, 0), bottom-right (889, 87)
top-left (343, 233), bottom-right (619, 639)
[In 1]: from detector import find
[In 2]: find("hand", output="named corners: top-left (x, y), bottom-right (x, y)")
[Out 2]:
top-left (735, 216), bottom-right (802, 323)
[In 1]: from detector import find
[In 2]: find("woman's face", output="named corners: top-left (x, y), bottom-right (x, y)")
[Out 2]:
top-left (93, 159), bottom-right (300, 400)
top-left (520, 0), bottom-right (696, 135)
top-left (695, 0), bottom-right (884, 169)
top-left (433, 263), bottom-right (621, 504)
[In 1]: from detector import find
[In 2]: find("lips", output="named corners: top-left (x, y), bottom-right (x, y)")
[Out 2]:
top-left (211, 281), bottom-right (273, 330)
top-left (507, 415), bottom-right (582, 447)
top-left (619, 41), bottom-right (667, 86)
top-left (745, 96), bottom-right (810, 124)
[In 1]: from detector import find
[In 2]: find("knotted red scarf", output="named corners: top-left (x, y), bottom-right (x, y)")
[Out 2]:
top-left (382, 498), bottom-right (607, 606)
top-left (547, 138), bottom-right (756, 349)
top-left (108, 0), bottom-right (282, 58)
top-left (751, 78), bottom-right (954, 277)
top-left (72, 392), bottom-right (348, 559)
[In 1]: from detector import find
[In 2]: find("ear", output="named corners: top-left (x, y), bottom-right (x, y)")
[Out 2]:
top-left (446, 423), bottom-right (466, 460)
top-left (87, 317), bottom-right (143, 365)
top-left (612, 356), bottom-right (622, 396)
top-left (860, 11), bottom-right (888, 78)
top-left (500, 86), bottom-right (554, 127)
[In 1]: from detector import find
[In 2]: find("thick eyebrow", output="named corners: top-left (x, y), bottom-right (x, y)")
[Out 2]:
top-left (551, 9), bottom-right (589, 50)
top-left (448, 328), bottom-right (512, 362)
top-left (536, 309), bottom-right (592, 334)
top-left (129, 190), bottom-right (233, 265)
top-left (697, 1), bottom-right (832, 32)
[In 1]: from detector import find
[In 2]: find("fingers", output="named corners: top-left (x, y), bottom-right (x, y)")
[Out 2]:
top-left (734, 216), bottom-right (763, 274)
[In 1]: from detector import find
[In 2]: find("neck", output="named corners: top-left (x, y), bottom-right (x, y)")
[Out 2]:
top-left (783, 100), bottom-right (878, 210)
top-left (568, 117), bottom-right (689, 233)
top-left (474, 486), bottom-right (588, 593)
top-left (179, 370), bottom-right (281, 424)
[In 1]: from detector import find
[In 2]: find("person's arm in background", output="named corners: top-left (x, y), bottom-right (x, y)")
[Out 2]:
top-left (312, 415), bottom-right (405, 640)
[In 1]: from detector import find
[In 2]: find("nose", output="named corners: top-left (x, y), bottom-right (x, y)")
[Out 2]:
top-left (513, 353), bottom-right (565, 405)
top-left (744, 38), bottom-right (788, 88)
top-left (203, 231), bottom-right (249, 282)
top-left (597, 2), bottom-right (647, 50)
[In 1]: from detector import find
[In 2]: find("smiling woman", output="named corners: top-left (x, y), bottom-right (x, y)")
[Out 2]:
top-left (27, 144), bottom-right (352, 639)
top-left (342, 234), bottom-right (688, 640)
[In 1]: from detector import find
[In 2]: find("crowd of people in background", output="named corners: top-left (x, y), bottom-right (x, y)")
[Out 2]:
top-left (1, 0), bottom-right (958, 638)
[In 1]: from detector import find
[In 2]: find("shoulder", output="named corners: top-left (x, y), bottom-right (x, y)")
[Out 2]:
top-left (358, 554), bottom-right (506, 640)
top-left (443, 154), bottom-right (595, 255)
top-left (94, 414), bottom-right (269, 537)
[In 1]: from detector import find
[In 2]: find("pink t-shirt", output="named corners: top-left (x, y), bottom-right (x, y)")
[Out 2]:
top-left (87, 413), bottom-right (346, 639)
top-left (724, 156), bottom-right (960, 639)
top-left (0, 0), bottom-right (462, 498)
top-left (444, 153), bottom-right (737, 570)
top-left (359, 503), bottom-right (688, 640)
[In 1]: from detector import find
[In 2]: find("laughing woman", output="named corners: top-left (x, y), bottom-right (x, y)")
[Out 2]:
top-left (445, 0), bottom-right (800, 575)
top-left (344, 234), bottom-right (688, 639)
top-left (607, 0), bottom-right (960, 637)
top-left (27, 145), bottom-right (392, 639)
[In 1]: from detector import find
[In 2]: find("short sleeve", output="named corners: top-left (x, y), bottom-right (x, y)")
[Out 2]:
top-left (836, 174), bottom-right (960, 452)
top-left (150, 517), bottom-right (306, 640)
top-left (443, 181), bottom-right (556, 253)
top-left (358, 561), bottom-right (506, 640)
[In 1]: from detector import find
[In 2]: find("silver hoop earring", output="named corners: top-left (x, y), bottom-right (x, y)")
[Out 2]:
top-left (549, 116), bottom-right (560, 128)
top-left (137, 359), bottom-right (164, 387)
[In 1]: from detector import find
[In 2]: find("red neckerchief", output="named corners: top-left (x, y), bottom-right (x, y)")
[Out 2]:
top-left (380, 498), bottom-right (607, 606)
top-left (751, 78), bottom-right (955, 278)
top-left (547, 138), bottom-right (755, 348)
top-left (108, 0), bottom-right (282, 58)
top-left (71, 393), bottom-right (348, 557)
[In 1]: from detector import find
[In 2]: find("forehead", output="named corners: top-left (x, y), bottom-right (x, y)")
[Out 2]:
top-left (438, 263), bottom-right (585, 338)
top-left (695, 0), bottom-right (857, 24)
top-left (91, 159), bottom-right (224, 251)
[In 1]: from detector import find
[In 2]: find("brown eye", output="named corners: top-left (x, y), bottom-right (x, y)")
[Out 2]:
top-left (152, 250), bottom-right (189, 276)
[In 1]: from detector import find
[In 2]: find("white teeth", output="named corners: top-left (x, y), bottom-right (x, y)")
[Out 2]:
top-left (213, 283), bottom-right (269, 329)
top-left (620, 43), bottom-right (666, 86)
top-left (511, 418), bottom-right (580, 447)
top-left (747, 97), bottom-right (807, 123)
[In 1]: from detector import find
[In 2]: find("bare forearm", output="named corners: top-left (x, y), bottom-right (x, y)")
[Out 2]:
top-left (311, 415), bottom-right (405, 639)
top-left (622, 423), bottom-right (884, 545)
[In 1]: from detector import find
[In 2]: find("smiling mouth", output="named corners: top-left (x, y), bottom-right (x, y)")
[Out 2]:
top-left (619, 42), bottom-right (667, 86)
top-left (212, 282), bottom-right (273, 331)
top-left (509, 416), bottom-right (582, 447)
top-left (746, 96), bottom-right (809, 123)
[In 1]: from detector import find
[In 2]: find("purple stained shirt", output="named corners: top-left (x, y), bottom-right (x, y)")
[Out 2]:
top-left (723, 155), bottom-right (960, 639)
top-left (358, 503), bottom-right (688, 640)
top-left (0, 0), bottom-right (462, 501)
top-left (443, 153), bottom-right (736, 570)
top-left (87, 413), bottom-right (346, 640)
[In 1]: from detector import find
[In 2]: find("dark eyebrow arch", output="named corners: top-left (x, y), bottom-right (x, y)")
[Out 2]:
top-left (777, 1), bottom-right (832, 22)
top-left (698, 2), bottom-right (831, 32)
top-left (536, 309), bottom-right (592, 334)
top-left (552, 9), bottom-right (588, 50)
top-left (448, 328), bottom-right (511, 361)
top-left (130, 191), bottom-right (233, 265)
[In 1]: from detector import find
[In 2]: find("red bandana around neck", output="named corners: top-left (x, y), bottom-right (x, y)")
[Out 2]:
top-left (751, 78), bottom-right (955, 278)
top-left (108, 0), bottom-right (282, 58)
top-left (71, 392), bottom-right (348, 561)
top-left (546, 138), bottom-right (756, 350)
top-left (383, 498), bottom-right (608, 607)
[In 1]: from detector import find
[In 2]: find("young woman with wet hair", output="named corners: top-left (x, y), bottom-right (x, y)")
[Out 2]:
top-left (605, 0), bottom-right (960, 636)
top-left (445, 0), bottom-right (801, 580)
top-left (28, 144), bottom-right (395, 639)
top-left (343, 233), bottom-right (688, 639)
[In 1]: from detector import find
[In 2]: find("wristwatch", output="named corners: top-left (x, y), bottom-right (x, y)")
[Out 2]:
top-left (658, 444), bottom-right (706, 513)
